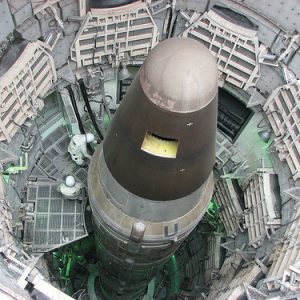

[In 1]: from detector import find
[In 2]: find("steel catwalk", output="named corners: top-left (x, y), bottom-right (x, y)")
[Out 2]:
top-left (88, 37), bottom-right (218, 299)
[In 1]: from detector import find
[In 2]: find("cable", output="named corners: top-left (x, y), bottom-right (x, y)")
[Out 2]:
top-left (99, 68), bottom-right (112, 121)
top-left (78, 79), bottom-right (104, 140)
top-left (83, 100), bottom-right (102, 112)
top-left (170, 11), bottom-right (178, 37)
top-left (72, 289), bottom-right (86, 298)
top-left (92, 28), bottom-right (100, 67)
top-left (83, 96), bottom-right (113, 112)
top-left (66, 85), bottom-right (85, 135)
top-left (66, 85), bottom-right (94, 154)
top-left (256, 110), bottom-right (280, 128)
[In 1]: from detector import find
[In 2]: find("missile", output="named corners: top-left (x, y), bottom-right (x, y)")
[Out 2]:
top-left (88, 37), bottom-right (218, 299)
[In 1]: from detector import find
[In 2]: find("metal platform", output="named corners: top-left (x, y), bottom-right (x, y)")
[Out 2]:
top-left (23, 126), bottom-right (89, 252)
top-left (29, 127), bottom-right (71, 180)
top-left (24, 183), bottom-right (87, 252)
top-left (29, 126), bottom-right (88, 184)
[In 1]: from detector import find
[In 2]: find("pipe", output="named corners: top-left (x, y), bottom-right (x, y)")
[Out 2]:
top-left (66, 85), bottom-right (94, 153)
top-left (66, 85), bottom-right (85, 135)
top-left (167, 254), bottom-right (181, 297)
top-left (20, 134), bottom-right (35, 152)
top-left (78, 79), bottom-right (104, 140)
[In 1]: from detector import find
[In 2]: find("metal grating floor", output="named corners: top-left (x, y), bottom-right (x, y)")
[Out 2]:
top-left (73, 164), bottom-right (88, 184)
top-left (29, 127), bottom-right (72, 180)
top-left (24, 183), bottom-right (87, 252)
top-left (29, 126), bottom-right (88, 182)
top-left (24, 126), bottom-right (89, 252)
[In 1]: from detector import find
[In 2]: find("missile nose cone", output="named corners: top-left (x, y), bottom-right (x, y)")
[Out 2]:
top-left (141, 37), bottom-right (218, 113)
top-left (102, 37), bottom-right (218, 200)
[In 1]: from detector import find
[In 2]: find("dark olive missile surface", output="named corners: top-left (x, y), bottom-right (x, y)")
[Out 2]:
top-left (88, 37), bottom-right (218, 299)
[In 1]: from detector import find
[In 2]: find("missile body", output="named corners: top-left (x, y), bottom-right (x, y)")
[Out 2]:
top-left (88, 37), bottom-right (218, 299)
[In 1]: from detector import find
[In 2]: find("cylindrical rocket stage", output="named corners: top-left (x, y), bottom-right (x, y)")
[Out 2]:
top-left (88, 37), bottom-right (218, 299)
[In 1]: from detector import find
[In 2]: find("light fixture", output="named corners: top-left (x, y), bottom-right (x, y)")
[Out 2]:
top-left (258, 129), bottom-right (271, 143)
top-left (118, 63), bottom-right (131, 80)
